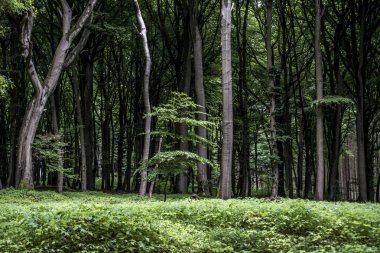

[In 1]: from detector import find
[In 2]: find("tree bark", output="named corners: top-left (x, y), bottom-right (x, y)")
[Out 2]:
top-left (176, 4), bottom-right (192, 194)
top-left (50, 93), bottom-right (64, 193)
top-left (79, 51), bottom-right (95, 190)
top-left (220, 0), bottom-right (233, 200)
top-left (236, 0), bottom-right (250, 198)
top-left (264, 0), bottom-right (279, 199)
top-left (314, 0), bottom-right (324, 201)
top-left (134, 0), bottom-right (152, 196)
top-left (190, 0), bottom-right (209, 195)
top-left (72, 70), bottom-right (87, 191)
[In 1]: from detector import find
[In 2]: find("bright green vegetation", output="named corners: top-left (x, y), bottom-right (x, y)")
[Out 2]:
top-left (0, 190), bottom-right (379, 253)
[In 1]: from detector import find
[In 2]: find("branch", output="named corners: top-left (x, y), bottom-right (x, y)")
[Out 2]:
top-left (63, 17), bottom-right (92, 69)
top-left (21, 9), bottom-right (33, 58)
top-left (60, 0), bottom-right (72, 36)
top-left (21, 9), bottom-right (43, 94)
top-left (68, 0), bottom-right (98, 41)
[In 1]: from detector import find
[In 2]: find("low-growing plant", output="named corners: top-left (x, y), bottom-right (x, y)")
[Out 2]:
top-left (0, 190), bottom-right (379, 252)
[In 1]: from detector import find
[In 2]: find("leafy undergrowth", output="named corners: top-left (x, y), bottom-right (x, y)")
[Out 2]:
top-left (0, 189), bottom-right (379, 252)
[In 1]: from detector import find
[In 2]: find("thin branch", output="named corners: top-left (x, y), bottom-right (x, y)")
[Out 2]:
top-left (68, 0), bottom-right (98, 41)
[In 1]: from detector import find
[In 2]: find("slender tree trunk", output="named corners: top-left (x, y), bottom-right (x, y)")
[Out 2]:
top-left (72, 70), bottom-right (87, 191)
top-left (314, 0), bottom-right (324, 201)
top-left (328, 20), bottom-right (344, 200)
top-left (148, 137), bottom-right (163, 197)
top-left (176, 9), bottom-right (192, 193)
top-left (50, 94), bottom-right (64, 193)
top-left (220, 0), bottom-right (233, 200)
top-left (134, 0), bottom-right (152, 196)
top-left (236, 0), bottom-right (250, 198)
top-left (80, 52), bottom-right (95, 190)
top-left (190, 0), bottom-right (209, 195)
top-left (304, 114), bottom-right (313, 198)
top-left (356, 1), bottom-right (368, 201)
top-left (0, 98), bottom-right (6, 189)
top-left (265, 0), bottom-right (278, 199)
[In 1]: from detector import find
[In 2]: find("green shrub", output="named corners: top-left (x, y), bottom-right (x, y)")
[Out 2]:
top-left (0, 190), bottom-right (379, 252)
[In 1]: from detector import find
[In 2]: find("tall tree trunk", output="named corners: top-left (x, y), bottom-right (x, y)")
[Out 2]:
top-left (80, 52), bottom-right (95, 190)
top-left (134, 0), bottom-right (152, 196)
top-left (265, 0), bottom-right (279, 199)
top-left (220, 0), bottom-right (233, 200)
top-left (356, 0), bottom-right (368, 201)
top-left (328, 18), bottom-right (344, 200)
top-left (236, 0), bottom-right (250, 198)
top-left (72, 70), bottom-right (87, 191)
top-left (176, 7), bottom-right (192, 193)
top-left (50, 93), bottom-right (64, 192)
top-left (314, 0), bottom-right (324, 201)
top-left (190, 0), bottom-right (209, 195)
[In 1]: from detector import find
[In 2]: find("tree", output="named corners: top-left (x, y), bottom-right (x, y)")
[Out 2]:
top-left (15, 0), bottom-right (98, 189)
top-left (314, 0), bottom-right (324, 201)
top-left (134, 0), bottom-right (152, 196)
top-left (220, 0), bottom-right (233, 200)
top-left (263, 0), bottom-right (279, 199)
top-left (190, 0), bottom-right (210, 196)
top-left (138, 92), bottom-right (216, 199)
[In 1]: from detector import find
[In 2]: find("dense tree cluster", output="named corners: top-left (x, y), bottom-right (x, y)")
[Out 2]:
top-left (0, 0), bottom-right (380, 201)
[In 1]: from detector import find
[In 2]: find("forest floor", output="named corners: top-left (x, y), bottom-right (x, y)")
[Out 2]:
top-left (0, 189), bottom-right (379, 252)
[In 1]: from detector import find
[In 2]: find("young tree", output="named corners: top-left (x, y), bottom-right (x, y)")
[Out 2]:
top-left (220, 0), bottom-right (233, 200)
top-left (16, 0), bottom-right (98, 188)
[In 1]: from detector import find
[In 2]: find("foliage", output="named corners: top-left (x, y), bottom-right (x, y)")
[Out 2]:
top-left (0, 75), bottom-right (13, 98)
top-left (0, 0), bottom-right (34, 15)
top-left (33, 134), bottom-right (74, 178)
top-left (0, 190), bottom-right (379, 252)
top-left (311, 95), bottom-right (354, 108)
top-left (138, 92), bottom-right (217, 182)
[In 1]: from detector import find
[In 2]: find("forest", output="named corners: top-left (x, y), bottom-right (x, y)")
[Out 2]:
top-left (0, 0), bottom-right (380, 251)
top-left (1, 0), bottom-right (379, 201)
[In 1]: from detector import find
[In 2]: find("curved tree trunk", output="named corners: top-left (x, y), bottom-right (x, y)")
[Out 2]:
top-left (134, 0), bottom-right (152, 196)
top-left (16, 94), bottom-right (46, 188)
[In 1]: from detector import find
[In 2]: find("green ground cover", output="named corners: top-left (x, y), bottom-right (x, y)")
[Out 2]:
top-left (0, 189), bottom-right (379, 252)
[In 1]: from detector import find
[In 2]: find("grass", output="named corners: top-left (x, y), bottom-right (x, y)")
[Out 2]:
top-left (0, 189), bottom-right (379, 252)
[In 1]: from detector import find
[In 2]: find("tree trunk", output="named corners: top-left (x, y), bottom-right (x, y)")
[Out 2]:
top-left (190, 0), bottom-right (209, 195)
top-left (50, 93), bottom-right (64, 193)
top-left (314, 0), bottom-right (324, 201)
top-left (264, 0), bottom-right (279, 199)
top-left (148, 137), bottom-right (163, 197)
top-left (176, 9), bottom-right (192, 193)
top-left (236, 0), bottom-right (250, 198)
top-left (327, 18), bottom-right (344, 201)
top-left (220, 0), bottom-right (233, 200)
top-left (134, 0), bottom-right (152, 196)
top-left (72, 70), bottom-right (88, 191)
top-left (80, 52), bottom-right (95, 190)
